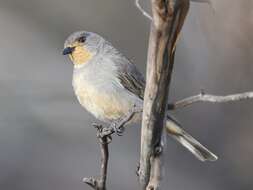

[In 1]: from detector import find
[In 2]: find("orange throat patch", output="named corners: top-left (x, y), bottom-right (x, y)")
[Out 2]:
top-left (69, 46), bottom-right (93, 65)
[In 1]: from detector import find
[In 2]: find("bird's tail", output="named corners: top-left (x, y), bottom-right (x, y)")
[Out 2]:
top-left (165, 116), bottom-right (218, 162)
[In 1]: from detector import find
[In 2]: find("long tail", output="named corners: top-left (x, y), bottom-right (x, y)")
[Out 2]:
top-left (165, 116), bottom-right (218, 162)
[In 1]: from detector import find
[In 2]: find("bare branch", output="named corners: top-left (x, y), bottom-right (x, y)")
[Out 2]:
top-left (139, 0), bottom-right (189, 189)
top-left (135, 0), bottom-right (153, 20)
top-left (83, 105), bottom-right (142, 190)
top-left (83, 124), bottom-right (111, 190)
top-left (146, 145), bottom-right (163, 190)
top-left (168, 91), bottom-right (253, 110)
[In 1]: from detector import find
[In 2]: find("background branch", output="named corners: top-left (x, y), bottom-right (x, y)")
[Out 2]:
top-left (168, 91), bottom-right (253, 110)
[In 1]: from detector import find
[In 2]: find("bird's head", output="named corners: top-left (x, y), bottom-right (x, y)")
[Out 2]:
top-left (63, 31), bottom-right (103, 65)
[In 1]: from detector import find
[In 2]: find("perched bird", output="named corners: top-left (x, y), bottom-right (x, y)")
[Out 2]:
top-left (63, 31), bottom-right (218, 162)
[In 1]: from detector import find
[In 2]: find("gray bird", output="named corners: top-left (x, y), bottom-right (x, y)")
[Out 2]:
top-left (63, 31), bottom-right (218, 162)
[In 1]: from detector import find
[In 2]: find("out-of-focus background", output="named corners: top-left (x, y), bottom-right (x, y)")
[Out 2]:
top-left (0, 0), bottom-right (252, 190)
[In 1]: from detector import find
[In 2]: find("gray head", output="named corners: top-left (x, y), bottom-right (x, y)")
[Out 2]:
top-left (63, 31), bottom-right (105, 65)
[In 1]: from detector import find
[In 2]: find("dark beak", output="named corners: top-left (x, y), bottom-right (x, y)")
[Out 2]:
top-left (62, 47), bottom-right (75, 55)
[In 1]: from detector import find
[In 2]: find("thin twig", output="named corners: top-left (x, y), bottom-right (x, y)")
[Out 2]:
top-left (168, 91), bottom-right (253, 110)
top-left (135, 0), bottom-right (153, 20)
top-left (83, 105), bottom-right (142, 190)
top-left (83, 124), bottom-right (111, 190)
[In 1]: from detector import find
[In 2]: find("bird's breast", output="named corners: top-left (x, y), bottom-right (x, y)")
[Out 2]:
top-left (72, 73), bottom-right (133, 122)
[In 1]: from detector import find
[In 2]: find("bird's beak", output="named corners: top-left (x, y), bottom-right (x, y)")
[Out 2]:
top-left (62, 47), bottom-right (75, 55)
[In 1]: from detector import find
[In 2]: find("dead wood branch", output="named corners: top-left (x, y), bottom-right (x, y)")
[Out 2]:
top-left (168, 91), bottom-right (253, 110)
top-left (190, 0), bottom-right (215, 12)
top-left (139, 0), bottom-right (189, 189)
top-left (83, 105), bottom-right (142, 190)
top-left (83, 124), bottom-right (111, 190)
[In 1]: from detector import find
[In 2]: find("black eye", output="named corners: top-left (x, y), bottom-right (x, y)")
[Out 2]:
top-left (77, 36), bottom-right (86, 43)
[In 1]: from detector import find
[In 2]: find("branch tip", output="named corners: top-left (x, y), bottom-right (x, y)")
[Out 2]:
top-left (168, 91), bottom-right (253, 110)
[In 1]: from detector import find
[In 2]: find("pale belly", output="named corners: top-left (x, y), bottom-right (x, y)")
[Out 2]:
top-left (73, 75), bottom-right (139, 123)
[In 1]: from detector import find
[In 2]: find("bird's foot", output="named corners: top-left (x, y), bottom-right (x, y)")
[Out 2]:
top-left (92, 104), bottom-right (142, 137)
top-left (111, 122), bottom-right (125, 136)
top-left (92, 123), bottom-right (112, 143)
top-left (111, 104), bottom-right (142, 136)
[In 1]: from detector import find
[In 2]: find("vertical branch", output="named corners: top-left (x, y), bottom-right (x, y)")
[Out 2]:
top-left (139, 0), bottom-right (189, 189)
top-left (146, 145), bottom-right (164, 190)
top-left (98, 137), bottom-right (109, 189)
top-left (83, 125), bottom-right (111, 190)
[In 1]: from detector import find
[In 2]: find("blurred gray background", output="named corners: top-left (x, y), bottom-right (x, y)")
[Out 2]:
top-left (0, 0), bottom-right (252, 190)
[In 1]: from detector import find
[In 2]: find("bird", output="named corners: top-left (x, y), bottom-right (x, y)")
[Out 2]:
top-left (62, 31), bottom-right (218, 162)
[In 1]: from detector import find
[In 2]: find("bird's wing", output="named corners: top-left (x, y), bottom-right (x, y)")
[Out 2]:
top-left (116, 57), bottom-right (145, 100)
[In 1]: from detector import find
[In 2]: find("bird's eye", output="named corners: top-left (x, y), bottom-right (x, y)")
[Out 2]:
top-left (77, 36), bottom-right (86, 43)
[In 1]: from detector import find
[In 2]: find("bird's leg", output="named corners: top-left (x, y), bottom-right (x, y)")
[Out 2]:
top-left (97, 104), bottom-right (142, 137)
top-left (112, 104), bottom-right (142, 136)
